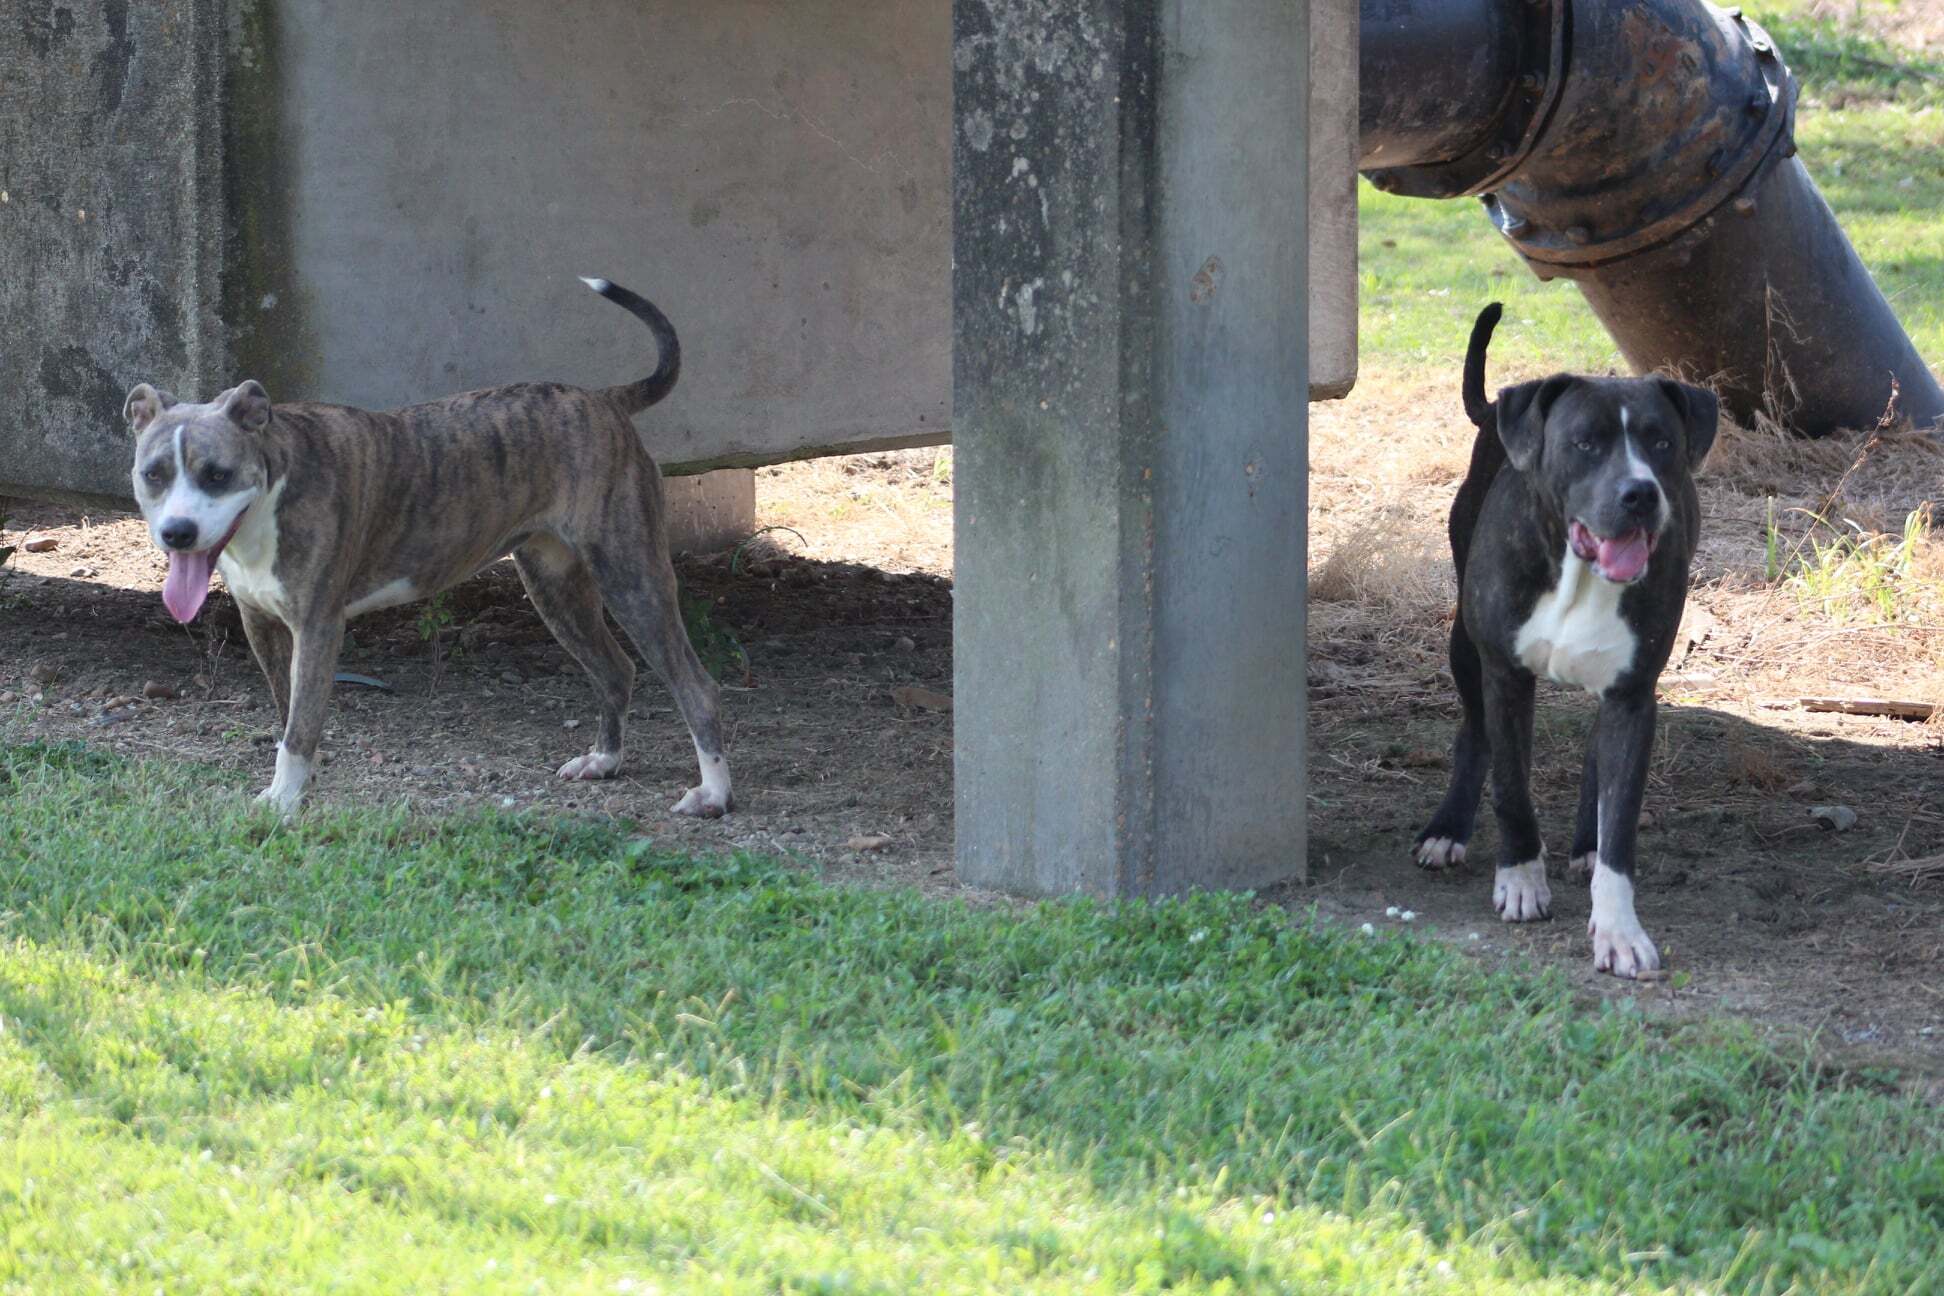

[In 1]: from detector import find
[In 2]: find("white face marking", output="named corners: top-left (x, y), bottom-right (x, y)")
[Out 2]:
top-left (1493, 858), bottom-right (1552, 922)
top-left (1621, 423), bottom-right (1671, 534)
top-left (344, 578), bottom-right (419, 619)
top-left (257, 744), bottom-right (311, 815)
top-left (1513, 544), bottom-right (1639, 695)
top-left (1589, 858), bottom-right (1660, 978)
top-left (148, 421), bottom-right (259, 554)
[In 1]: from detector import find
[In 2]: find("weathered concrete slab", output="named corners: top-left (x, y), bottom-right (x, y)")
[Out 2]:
top-left (3, 0), bottom-right (952, 508)
top-left (8, 1), bottom-right (1352, 510)
top-left (1310, 0), bottom-right (1360, 399)
top-left (242, 0), bottom-right (951, 473)
top-left (663, 470), bottom-right (756, 555)
top-left (953, 0), bottom-right (1309, 897)
top-left (0, 0), bottom-right (227, 506)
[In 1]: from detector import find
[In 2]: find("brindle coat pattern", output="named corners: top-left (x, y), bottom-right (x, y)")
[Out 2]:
top-left (126, 281), bottom-right (732, 818)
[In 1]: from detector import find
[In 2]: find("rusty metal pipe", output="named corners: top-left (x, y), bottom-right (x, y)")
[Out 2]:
top-left (1359, 0), bottom-right (1943, 435)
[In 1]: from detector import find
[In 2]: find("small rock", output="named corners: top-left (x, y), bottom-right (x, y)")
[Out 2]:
top-left (1786, 779), bottom-right (1821, 800)
top-left (847, 833), bottom-right (894, 852)
top-left (0, 691), bottom-right (15, 704)
top-left (28, 663), bottom-right (59, 686)
top-left (142, 680), bottom-right (179, 701)
top-left (893, 636), bottom-right (917, 653)
top-left (500, 669), bottom-right (523, 686)
top-left (1809, 804), bottom-right (1858, 832)
top-left (68, 565), bottom-right (97, 579)
top-left (890, 684), bottom-right (953, 712)
top-left (21, 534), bottom-right (57, 553)
top-left (562, 718), bottom-right (582, 731)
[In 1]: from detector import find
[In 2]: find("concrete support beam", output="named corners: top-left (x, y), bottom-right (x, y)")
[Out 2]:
top-left (662, 469), bottom-right (756, 555)
top-left (952, 1), bottom-right (1309, 897)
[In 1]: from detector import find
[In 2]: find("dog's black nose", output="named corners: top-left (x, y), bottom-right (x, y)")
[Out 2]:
top-left (159, 519), bottom-right (198, 551)
top-left (1618, 478), bottom-right (1660, 518)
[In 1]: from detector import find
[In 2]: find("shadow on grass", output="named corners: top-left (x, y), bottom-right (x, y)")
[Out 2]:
top-left (0, 740), bottom-right (1938, 1293)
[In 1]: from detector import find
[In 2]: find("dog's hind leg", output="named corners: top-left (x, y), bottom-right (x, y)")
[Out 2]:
top-left (585, 482), bottom-right (733, 818)
top-left (1482, 665), bottom-right (1552, 922)
top-left (514, 535), bottom-right (637, 782)
top-left (1414, 618), bottom-right (1489, 869)
top-left (237, 601), bottom-right (293, 730)
top-left (1568, 717), bottom-right (1600, 879)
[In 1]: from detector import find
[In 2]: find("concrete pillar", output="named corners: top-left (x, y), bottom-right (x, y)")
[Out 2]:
top-left (661, 469), bottom-right (756, 555)
top-left (952, 1), bottom-right (1309, 897)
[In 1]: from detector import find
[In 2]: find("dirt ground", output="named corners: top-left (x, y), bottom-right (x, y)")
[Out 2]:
top-left (2, 387), bottom-right (1940, 1083)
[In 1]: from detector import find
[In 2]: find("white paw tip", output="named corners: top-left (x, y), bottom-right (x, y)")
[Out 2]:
top-left (556, 751), bottom-right (621, 781)
top-left (1415, 836), bottom-right (1466, 869)
top-left (1492, 860), bottom-right (1553, 923)
top-left (671, 786), bottom-right (730, 819)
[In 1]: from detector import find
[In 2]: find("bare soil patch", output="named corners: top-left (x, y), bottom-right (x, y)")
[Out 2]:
top-left (3, 400), bottom-right (1940, 1076)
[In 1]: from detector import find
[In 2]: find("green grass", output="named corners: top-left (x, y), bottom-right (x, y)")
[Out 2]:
top-left (0, 741), bottom-right (1938, 1293)
top-left (1777, 502), bottom-right (1939, 622)
top-left (1356, 2), bottom-right (1944, 376)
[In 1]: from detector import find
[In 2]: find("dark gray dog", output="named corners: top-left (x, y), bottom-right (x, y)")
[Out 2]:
top-left (126, 278), bottom-right (732, 819)
top-left (1414, 303), bottom-right (1716, 978)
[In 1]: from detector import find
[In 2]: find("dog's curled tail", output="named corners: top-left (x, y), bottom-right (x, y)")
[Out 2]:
top-left (582, 277), bottom-right (682, 413)
top-left (1463, 301), bottom-right (1502, 429)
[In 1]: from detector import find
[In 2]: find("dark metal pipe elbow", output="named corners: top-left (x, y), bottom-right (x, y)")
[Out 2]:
top-left (1360, 0), bottom-right (1943, 436)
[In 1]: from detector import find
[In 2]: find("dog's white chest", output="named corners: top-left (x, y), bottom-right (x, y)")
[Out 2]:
top-left (1513, 553), bottom-right (1636, 695)
top-left (216, 480), bottom-right (292, 620)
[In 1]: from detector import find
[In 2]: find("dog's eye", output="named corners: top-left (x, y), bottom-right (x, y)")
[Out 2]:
top-left (1576, 440), bottom-right (1593, 453)
top-left (206, 468), bottom-right (232, 488)
top-left (142, 467), bottom-right (165, 485)
top-left (1655, 438), bottom-right (1671, 451)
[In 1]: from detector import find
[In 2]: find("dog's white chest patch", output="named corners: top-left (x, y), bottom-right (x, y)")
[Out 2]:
top-left (1513, 550), bottom-right (1637, 695)
top-left (216, 479), bottom-right (291, 619)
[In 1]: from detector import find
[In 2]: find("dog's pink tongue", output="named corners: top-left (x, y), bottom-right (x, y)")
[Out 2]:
top-left (1597, 531), bottom-right (1651, 583)
top-left (162, 550), bottom-right (216, 623)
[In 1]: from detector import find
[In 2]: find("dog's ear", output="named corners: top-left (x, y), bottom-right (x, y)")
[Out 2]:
top-left (221, 380), bottom-right (273, 432)
top-left (1495, 377), bottom-right (1570, 474)
top-left (123, 383), bottom-right (175, 434)
top-left (1657, 378), bottom-right (1718, 470)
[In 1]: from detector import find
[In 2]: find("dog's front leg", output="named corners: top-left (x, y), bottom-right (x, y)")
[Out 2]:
top-left (1587, 692), bottom-right (1660, 978)
top-left (1482, 664), bottom-right (1552, 922)
top-left (258, 617), bottom-right (344, 816)
top-left (237, 601), bottom-right (294, 731)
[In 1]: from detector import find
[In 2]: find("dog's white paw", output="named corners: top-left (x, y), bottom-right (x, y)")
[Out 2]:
top-left (1568, 850), bottom-right (1597, 880)
top-left (255, 746), bottom-right (309, 817)
top-left (671, 785), bottom-right (731, 818)
top-left (1415, 836), bottom-right (1467, 869)
top-left (1493, 859), bottom-right (1552, 922)
top-left (557, 751), bottom-right (622, 781)
top-left (1589, 860), bottom-right (1660, 978)
top-left (253, 784), bottom-right (302, 819)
